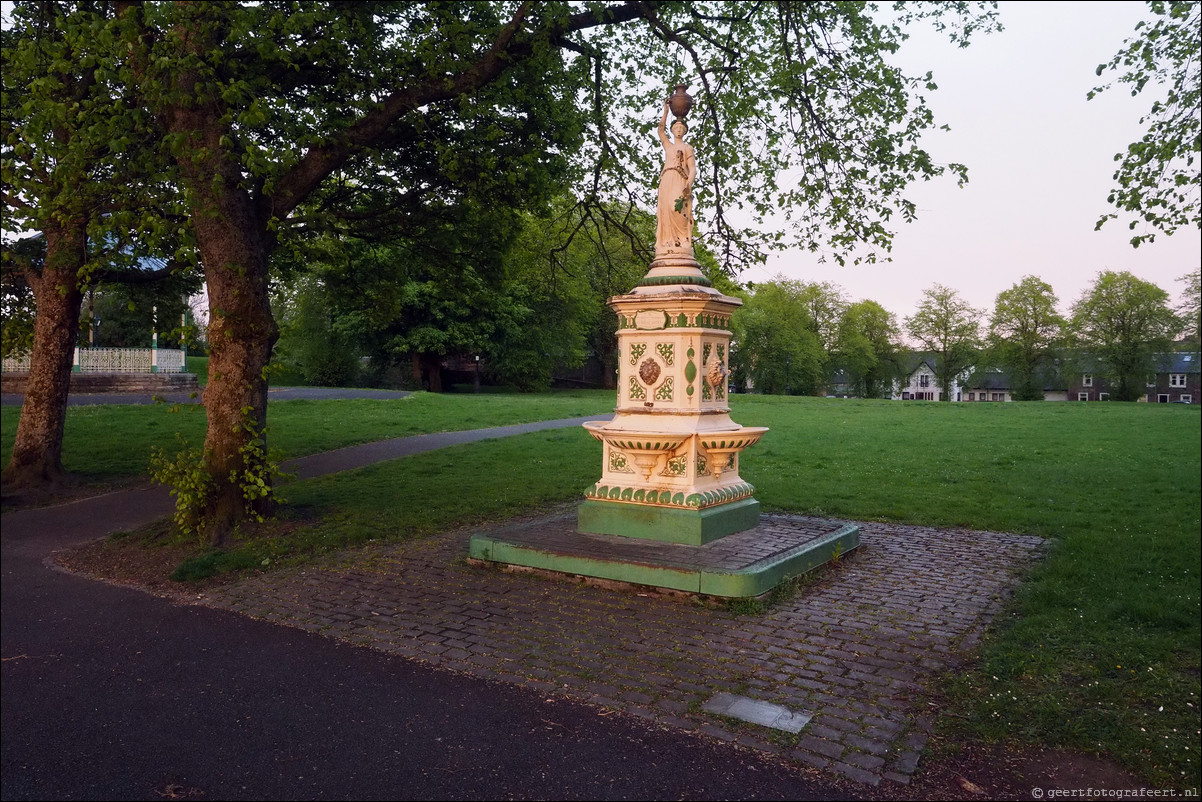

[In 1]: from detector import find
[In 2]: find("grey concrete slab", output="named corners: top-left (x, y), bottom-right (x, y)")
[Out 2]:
top-left (705, 692), bottom-right (814, 733)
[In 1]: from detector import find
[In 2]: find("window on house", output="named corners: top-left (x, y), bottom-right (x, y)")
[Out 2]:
top-left (1181, 395), bottom-right (1193, 404)
top-left (1158, 394), bottom-right (1170, 403)
top-left (919, 374), bottom-right (930, 388)
top-left (967, 392), bottom-right (975, 401)
top-left (1078, 392), bottom-right (1089, 401)
top-left (1099, 393), bottom-right (1109, 401)
top-left (1082, 374), bottom-right (1093, 387)
top-left (992, 393), bottom-right (1002, 401)
top-left (1169, 374), bottom-right (1186, 387)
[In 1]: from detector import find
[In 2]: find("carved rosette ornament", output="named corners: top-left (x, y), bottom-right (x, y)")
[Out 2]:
top-left (639, 358), bottom-right (661, 386)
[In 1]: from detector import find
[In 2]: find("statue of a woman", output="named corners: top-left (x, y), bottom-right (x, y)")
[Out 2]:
top-left (655, 100), bottom-right (695, 256)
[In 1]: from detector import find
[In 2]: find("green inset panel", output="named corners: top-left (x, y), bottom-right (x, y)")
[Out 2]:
top-left (577, 498), bottom-right (760, 545)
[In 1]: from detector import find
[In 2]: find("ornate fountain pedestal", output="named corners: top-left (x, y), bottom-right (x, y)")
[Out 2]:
top-left (578, 268), bottom-right (766, 545)
top-left (466, 88), bottom-right (858, 598)
top-left (467, 259), bottom-right (860, 599)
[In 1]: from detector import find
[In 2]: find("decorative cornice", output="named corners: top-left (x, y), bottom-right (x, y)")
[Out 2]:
top-left (584, 481), bottom-right (756, 509)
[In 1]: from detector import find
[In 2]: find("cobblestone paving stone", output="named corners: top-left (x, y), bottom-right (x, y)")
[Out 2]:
top-left (201, 510), bottom-right (1043, 786)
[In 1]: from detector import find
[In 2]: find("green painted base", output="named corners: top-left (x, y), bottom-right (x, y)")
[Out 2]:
top-left (577, 498), bottom-right (760, 545)
top-left (468, 517), bottom-right (860, 599)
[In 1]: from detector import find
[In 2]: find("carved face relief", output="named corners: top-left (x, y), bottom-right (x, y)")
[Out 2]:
top-left (639, 358), bottom-right (661, 386)
top-left (705, 356), bottom-right (727, 389)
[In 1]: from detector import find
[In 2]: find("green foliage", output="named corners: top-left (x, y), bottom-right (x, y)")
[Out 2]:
top-left (987, 275), bottom-right (1065, 401)
top-left (834, 299), bottom-right (903, 398)
top-left (731, 278), bottom-right (844, 394)
top-left (148, 411), bottom-right (288, 536)
top-left (1089, 1), bottom-right (1201, 246)
top-left (1, 2), bottom-right (191, 281)
top-left (488, 202), bottom-right (653, 390)
top-left (1068, 270), bottom-right (1181, 400)
top-left (273, 275), bottom-right (361, 387)
top-left (0, 247), bottom-right (36, 359)
top-left (905, 284), bottom-right (984, 399)
top-left (228, 411), bottom-right (290, 522)
top-left (1177, 269), bottom-right (1201, 344)
top-left (148, 437), bottom-right (214, 537)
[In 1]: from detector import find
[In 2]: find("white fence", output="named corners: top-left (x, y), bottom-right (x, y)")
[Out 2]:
top-left (2, 347), bottom-right (187, 374)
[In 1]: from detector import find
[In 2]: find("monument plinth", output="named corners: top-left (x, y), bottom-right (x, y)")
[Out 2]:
top-left (468, 87), bottom-right (858, 597)
top-left (579, 281), bottom-right (767, 545)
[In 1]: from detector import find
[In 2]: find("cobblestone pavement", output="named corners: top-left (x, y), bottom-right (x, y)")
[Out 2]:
top-left (202, 510), bottom-right (1044, 786)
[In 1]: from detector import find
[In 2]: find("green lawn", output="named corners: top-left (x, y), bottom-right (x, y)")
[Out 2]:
top-left (0, 390), bottom-right (614, 479)
top-left (2, 393), bottom-right (1197, 783)
top-left (731, 396), bottom-right (1200, 788)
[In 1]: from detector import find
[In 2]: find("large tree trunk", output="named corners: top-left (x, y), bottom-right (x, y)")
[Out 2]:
top-left (2, 222), bottom-right (85, 487)
top-left (164, 103), bottom-right (279, 545)
top-left (195, 223), bottom-right (278, 543)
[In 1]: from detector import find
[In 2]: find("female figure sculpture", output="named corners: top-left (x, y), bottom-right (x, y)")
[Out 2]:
top-left (655, 100), bottom-right (695, 256)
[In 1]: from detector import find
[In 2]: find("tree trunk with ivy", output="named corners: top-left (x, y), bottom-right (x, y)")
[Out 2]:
top-left (191, 216), bottom-right (279, 541)
top-left (155, 47), bottom-right (279, 544)
top-left (3, 223), bottom-right (85, 487)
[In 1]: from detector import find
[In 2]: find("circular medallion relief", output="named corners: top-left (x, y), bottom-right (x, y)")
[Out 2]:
top-left (639, 358), bottom-right (661, 386)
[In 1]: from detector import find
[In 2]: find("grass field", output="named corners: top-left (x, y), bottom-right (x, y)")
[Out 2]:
top-left (0, 390), bottom-right (614, 479)
top-left (2, 393), bottom-right (1197, 784)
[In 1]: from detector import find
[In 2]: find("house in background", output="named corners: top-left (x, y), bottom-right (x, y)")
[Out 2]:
top-left (960, 366), bottom-right (1068, 402)
top-left (1146, 352), bottom-right (1199, 403)
top-left (961, 369), bottom-right (1014, 403)
top-left (894, 355), bottom-right (971, 401)
top-left (1065, 355), bottom-right (1115, 401)
top-left (1064, 351), bottom-right (1199, 402)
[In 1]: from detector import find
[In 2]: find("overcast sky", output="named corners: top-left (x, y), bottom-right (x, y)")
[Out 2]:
top-left (739, 0), bottom-right (1201, 322)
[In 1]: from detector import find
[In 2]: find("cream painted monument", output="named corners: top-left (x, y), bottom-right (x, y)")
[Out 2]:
top-left (579, 86), bottom-right (767, 545)
top-left (468, 86), bottom-right (859, 598)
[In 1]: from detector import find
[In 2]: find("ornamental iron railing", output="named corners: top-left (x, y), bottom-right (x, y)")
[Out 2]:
top-left (1, 347), bottom-right (186, 374)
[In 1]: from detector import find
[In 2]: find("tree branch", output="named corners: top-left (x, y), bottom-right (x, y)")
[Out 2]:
top-left (264, 1), bottom-right (646, 224)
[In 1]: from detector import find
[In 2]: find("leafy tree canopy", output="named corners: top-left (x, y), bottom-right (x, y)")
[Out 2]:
top-left (1177, 269), bottom-right (1201, 344)
top-left (835, 299), bottom-right (903, 399)
top-left (1090, 0), bottom-right (1201, 246)
top-left (987, 275), bottom-right (1065, 400)
top-left (1069, 270), bottom-right (1181, 400)
top-left (731, 278), bottom-right (836, 395)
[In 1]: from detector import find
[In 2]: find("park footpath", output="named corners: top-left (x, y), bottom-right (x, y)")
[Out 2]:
top-left (199, 421), bottom-right (1045, 786)
top-left (7, 407), bottom-right (1045, 789)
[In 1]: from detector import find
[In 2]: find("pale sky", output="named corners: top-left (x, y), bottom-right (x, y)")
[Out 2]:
top-left (739, 0), bottom-right (1201, 322)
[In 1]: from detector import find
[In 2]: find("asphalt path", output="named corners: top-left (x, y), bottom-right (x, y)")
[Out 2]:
top-left (1, 399), bottom-right (853, 801)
